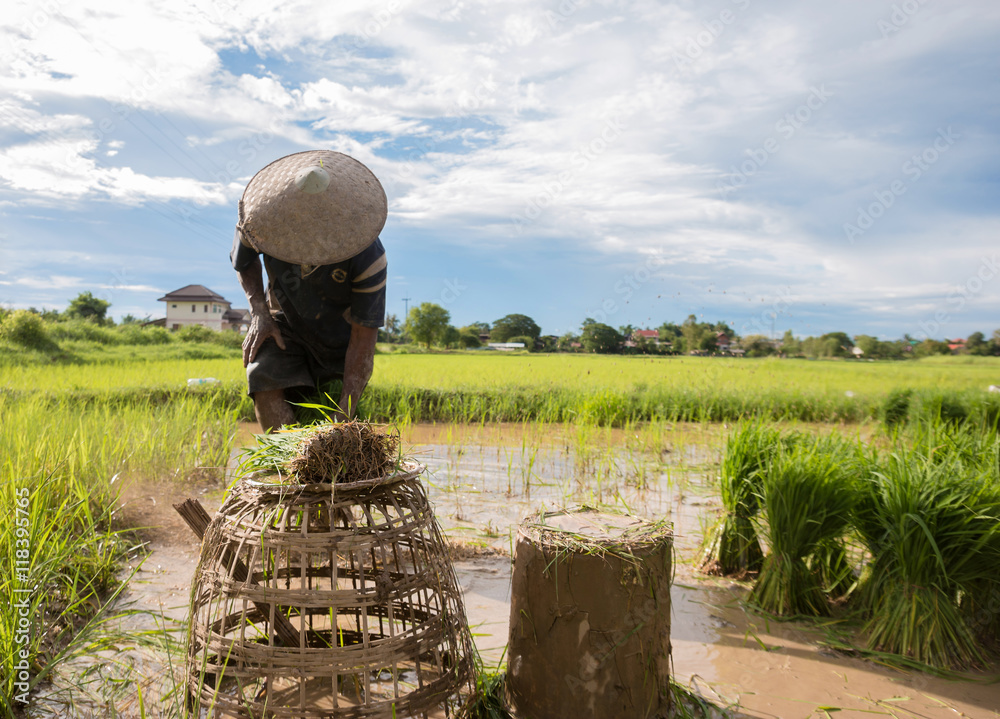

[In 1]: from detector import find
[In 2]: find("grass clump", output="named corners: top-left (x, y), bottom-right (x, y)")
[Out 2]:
top-left (701, 420), bottom-right (782, 576)
top-left (749, 437), bottom-right (858, 617)
top-left (0, 392), bottom-right (239, 707)
top-left (237, 421), bottom-right (401, 483)
top-left (853, 447), bottom-right (1000, 669)
top-left (0, 310), bottom-right (59, 352)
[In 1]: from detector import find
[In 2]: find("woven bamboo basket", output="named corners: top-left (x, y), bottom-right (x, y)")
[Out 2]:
top-left (185, 462), bottom-right (474, 718)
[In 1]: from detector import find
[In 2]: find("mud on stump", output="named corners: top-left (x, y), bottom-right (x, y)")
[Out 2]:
top-left (184, 463), bottom-right (474, 718)
top-left (507, 509), bottom-right (673, 719)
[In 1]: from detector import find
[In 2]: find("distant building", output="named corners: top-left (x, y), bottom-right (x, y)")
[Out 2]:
top-left (487, 342), bottom-right (525, 351)
top-left (715, 332), bottom-right (731, 350)
top-left (626, 329), bottom-right (660, 348)
top-left (157, 285), bottom-right (249, 331)
top-left (947, 338), bottom-right (966, 353)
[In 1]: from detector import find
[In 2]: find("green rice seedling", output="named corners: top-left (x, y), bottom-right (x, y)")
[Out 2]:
top-left (460, 643), bottom-right (512, 719)
top-left (236, 420), bottom-right (401, 483)
top-left (749, 438), bottom-right (857, 617)
top-left (852, 449), bottom-right (1000, 668)
top-left (700, 420), bottom-right (783, 576)
top-left (881, 388), bottom-right (913, 427)
top-left (0, 391), bottom-right (239, 707)
top-left (806, 538), bottom-right (856, 600)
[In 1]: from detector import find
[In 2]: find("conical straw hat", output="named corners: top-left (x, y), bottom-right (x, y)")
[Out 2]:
top-left (238, 150), bottom-right (387, 265)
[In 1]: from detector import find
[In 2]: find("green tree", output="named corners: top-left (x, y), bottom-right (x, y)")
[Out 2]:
top-left (405, 303), bottom-right (450, 349)
top-left (658, 322), bottom-right (682, 342)
top-left (463, 321), bottom-right (491, 336)
top-left (854, 335), bottom-right (880, 358)
top-left (820, 332), bottom-right (853, 357)
top-left (438, 325), bottom-right (461, 349)
top-left (741, 334), bottom-right (776, 357)
top-left (507, 335), bottom-right (535, 351)
top-left (557, 332), bottom-right (580, 351)
top-left (0, 310), bottom-right (57, 351)
top-left (698, 331), bottom-right (718, 352)
top-left (681, 315), bottom-right (706, 354)
top-left (581, 322), bottom-right (623, 353)
top-left (965, 331), bottom-right (990, 355)
top-left (458, 331), bottom-right (481, 348)
top-left (781, 329), bottom-right (802, 356)
top-left (914, 339), bottom-right (951, 357)
top-left (383, 313), bottom-right (401, 343)
top-left (491, 314), bottom-right (541, 342)
top-left (991, 329), bottom-right (1000, 354)
top-left (65, 291), bottom-right (110, 323)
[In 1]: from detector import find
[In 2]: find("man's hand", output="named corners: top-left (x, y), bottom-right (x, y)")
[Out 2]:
top-left (236, 257), bottom-right (286, 367)
top-left (336, 323), bottom-right (378, 421)
top-left (243, 313), bottom-right (286, 367)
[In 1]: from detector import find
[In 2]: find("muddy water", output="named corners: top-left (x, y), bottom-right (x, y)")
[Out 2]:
top-left (29, 422), bottom-right (1000, 718)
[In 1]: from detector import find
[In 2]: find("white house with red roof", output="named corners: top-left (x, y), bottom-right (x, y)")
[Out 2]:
top-left (157, 285), bottom-right (249, 331)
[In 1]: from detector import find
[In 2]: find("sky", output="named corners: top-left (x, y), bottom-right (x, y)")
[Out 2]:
top-left (0, 0), bottom-right (998, 341)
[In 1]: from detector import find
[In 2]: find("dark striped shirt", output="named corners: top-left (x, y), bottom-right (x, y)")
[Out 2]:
top-left (231, 229), bottom-right (386, 353)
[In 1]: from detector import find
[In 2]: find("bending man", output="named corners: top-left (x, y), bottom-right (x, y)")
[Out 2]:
top-left (231, 150), bottom-right (388, 432)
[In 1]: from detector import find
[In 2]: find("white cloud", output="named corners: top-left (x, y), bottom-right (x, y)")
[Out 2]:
top-left (15, 275), bottom-right (83, 289)
top-left (0, 0), bottom-right (997, 335)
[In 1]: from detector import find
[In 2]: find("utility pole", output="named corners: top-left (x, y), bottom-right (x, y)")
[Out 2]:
top-left (402, 297), bottom-right (412, 318)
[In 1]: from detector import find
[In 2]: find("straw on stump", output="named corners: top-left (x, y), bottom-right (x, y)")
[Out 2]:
top-left (507, 509), bottom-right (673, 719)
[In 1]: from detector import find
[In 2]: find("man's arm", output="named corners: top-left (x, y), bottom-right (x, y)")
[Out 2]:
top-left (236, 256), bottom-right (286, 367)
top-left (337, 322), bottom-right (378, 420)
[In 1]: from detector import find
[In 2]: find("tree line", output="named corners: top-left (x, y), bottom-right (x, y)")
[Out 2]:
top-left (389, 303), bottom-right (1000, 359)
top-left (5, 295), bottom-right (997, 360)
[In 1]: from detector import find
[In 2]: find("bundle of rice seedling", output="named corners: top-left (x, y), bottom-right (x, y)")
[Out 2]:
top-left (701, 420), bottom-right (783, 576)
top-left (237, 420), bottom-right (401, 483)
top-left (853, 449), bottom-right (1000, 668)
top-left (749, 437), bottom-right (857, 617)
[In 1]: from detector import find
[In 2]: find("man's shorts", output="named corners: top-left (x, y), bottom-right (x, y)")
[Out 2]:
top-left (246, 317), bottom-right (345, 396)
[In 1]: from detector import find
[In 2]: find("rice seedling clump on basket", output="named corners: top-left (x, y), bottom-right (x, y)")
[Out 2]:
top-left (237, 420), bottom-right (401, 483)
top-left (701, 420), bottom-right (784, 576)
top-left (749, 435), bottom-right (858, 617)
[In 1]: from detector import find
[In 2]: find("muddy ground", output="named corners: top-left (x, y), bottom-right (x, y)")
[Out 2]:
top-left (29, 422), bottom-right (1000, 718)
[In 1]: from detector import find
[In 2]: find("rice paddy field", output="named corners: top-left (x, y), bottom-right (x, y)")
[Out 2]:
top-left (4, 352), bottom-right (1000, 424)
top-left (3, 350), bottom-right (1000, 717)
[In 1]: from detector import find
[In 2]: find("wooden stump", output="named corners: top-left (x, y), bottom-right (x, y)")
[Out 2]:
top-left (507, 509), bottom-right (672, 719)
